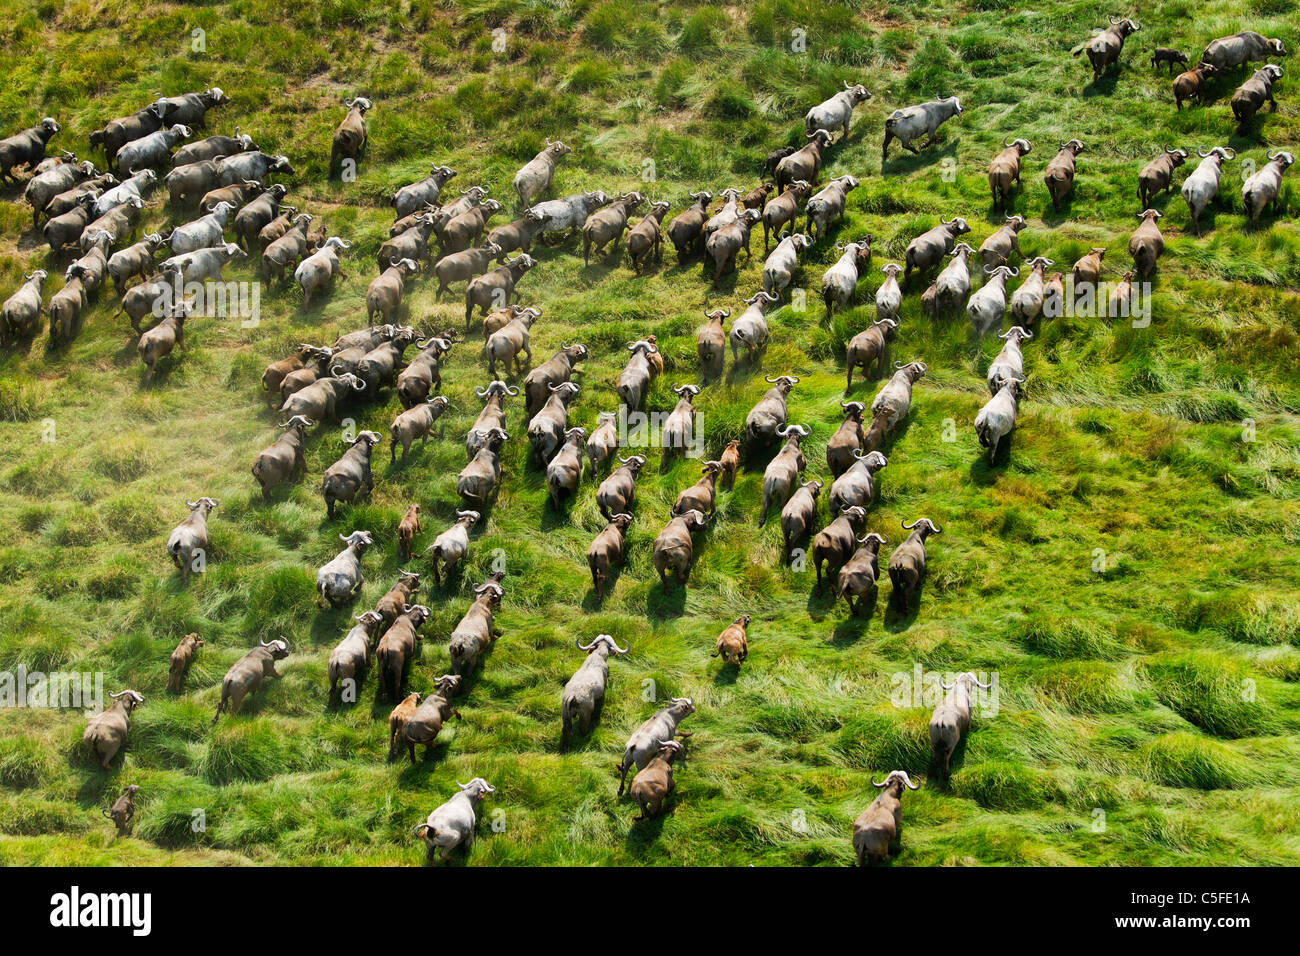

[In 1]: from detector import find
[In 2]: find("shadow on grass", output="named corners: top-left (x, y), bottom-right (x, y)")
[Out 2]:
top-left (725, 354), bottom-right (765, 386)
top-left (558, 698), bottom-right (605, 754)
top-left (16, 229), bottom-right (48, 254)
top-left (625, 805), bottom-right (668, 844)
top-left (1080, 70), bottom-right (1120, 98)
top-left (742, 439), bottom-right (778, 474)
top-left (541, 494), bottom-right (575, 530)
top-left (1243, 203), bottom-right (1287, 233)
top-left (1188, 197), bottom-right (1232, 237)
top-left (1041, 193), bottom-right (1076, 227)
top-left (880, 415), bottom-right (912, 456)
top-left (452, 490), bottom-right (498, 526)
top-left (577, 244), bottom-right (626, 279)
top-left (883, 588), bottom-right (921, 632)
top-left (73, 770), bottom-right (117, 809)
top-left (629, 254), bottom-right (666, 280)
top-left (805, 581), bottom-right (840, 621)
top-left (1200, 70), bottom-right (1253, 105)
top-left (2, 331), bottom-right (41, 357)
top-left (659, 450), bottom-right (690, 476)
top-left (777, 533), bottom-right (810, 569)
top-left (881, 138), bottom-right (958, 178)
top-left (386, 440), bottom-right (436, 471)
top-left (703, 261), bottom-right (743, 295)
top-left (395, 738), bottom-right (453, 778)
top-left (968, 431), bottom-right (1015, 483)
top-left (0, 176), bottom-right (28, 202)
top-left (661, 249), bottom-right (702, 278)
top-left (425, 560), bottom-right (468, 597)
top-left (1142, 188), bottom-right (1178, 215)
top-left (308, 611), bottom-right (347, 648)
top-left (647, 580), bottom-right (687, 619)
top-left (926, 741), bottom-right (966, 790)
top-left (581, 564), bottom-right (623, 611)
top-left (711, 660), bottom-right (740, 686)
top-left (830, 595), bottom-right (877, 646)
top-left (369, 689), bottom-right (400, 725)
top-left (843, 360), bottom-right (888, 396)
top-left (136, 352), bottom-right (185, 389)
top-left (324, 680), bottom-right (369, 715)
top-left (420, 846), bottom-right (476, 868)
top-left (983, 192), bottom-right (1028, 223)
top-left (452, 654), bottom-right (493, 700)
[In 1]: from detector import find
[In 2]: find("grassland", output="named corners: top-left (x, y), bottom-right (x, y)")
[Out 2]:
top-left (0, 0), bottom-right (1297, 866)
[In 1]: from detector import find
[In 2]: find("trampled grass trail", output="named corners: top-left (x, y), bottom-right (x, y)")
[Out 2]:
top-left (0, 0), bottom-right (1297, 866)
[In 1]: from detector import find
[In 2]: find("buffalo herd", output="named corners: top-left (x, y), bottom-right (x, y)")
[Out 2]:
top-left (0, 18), bottom-right (1291, 865)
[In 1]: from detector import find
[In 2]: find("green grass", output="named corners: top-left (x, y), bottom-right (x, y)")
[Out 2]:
top-left (0, 0), bottom-right (1298, 866)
